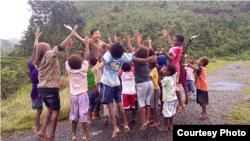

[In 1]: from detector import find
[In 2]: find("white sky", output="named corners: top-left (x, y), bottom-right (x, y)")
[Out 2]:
top-left (0, 0), bottom-right (31, 40)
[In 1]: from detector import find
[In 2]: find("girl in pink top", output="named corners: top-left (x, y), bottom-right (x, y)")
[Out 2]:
top-left (185, 54), bottom-right (196, 100)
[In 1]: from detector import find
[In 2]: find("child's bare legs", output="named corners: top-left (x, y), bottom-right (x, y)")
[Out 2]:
top-left (149, 109), bottom-right (154, 119)
top-left (150, 108), bottom-right (160, 127)
top-left (82, 122), bottom-right (88, 141)
top-left (130, 108), bottom-right (136, 122)
top-left (88, 111), bottom-right (93, 124)
top-left (47, 110), bottom-right (60, 141)
top-left (37, 107), bottom-right (52, 140)
top-left (117, 102), bottom-right (130, 132)
top-left (72, 121), bottom-right (77, 140)
top-left (108, 102), bottom-right (119, 138)
top-left (34, 110), bottom-right (42, 132)
top-left (168, 117), bottom-right (173, 130)
top-left (176, 91), bottom-right (184, 115)
top-left (157, 117), bottom-right (168, 132)
top-left (183, 86), bottom-right (189, 105)
top-left (139, 106), bottom-right (146, 129)
top-left (200, 105), bottom-right (209, 118)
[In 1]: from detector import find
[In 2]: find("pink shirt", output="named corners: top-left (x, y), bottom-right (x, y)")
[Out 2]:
top-left (186, 67), bottom-right (194, 80)
top-left (169, 46), bottom-right (183, 72)
top-left (66, 60), bottom-right (89, 95)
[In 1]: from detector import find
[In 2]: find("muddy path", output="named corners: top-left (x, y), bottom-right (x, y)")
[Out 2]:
top-left (2, 62), bottom-right (249, 141)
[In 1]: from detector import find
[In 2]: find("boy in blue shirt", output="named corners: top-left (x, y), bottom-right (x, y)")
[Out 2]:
top-left (95, 33), bottom-right (133, 138)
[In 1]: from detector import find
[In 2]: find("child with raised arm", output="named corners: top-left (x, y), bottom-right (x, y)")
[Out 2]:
top-left (65, 37), bottom-right (90, 141)
top-left (185, 54), bottom-right (196, 100)
top-left (31, 26), bottom-right (78, 141)
top-left (132, 31), bottom-right (157, 130)
top-left (187, 57), bottom-right (209, 119)
top-left (119, 62), bottom-right (137, 122)
top-left (161, 29), bottom-right (196, 114)
top-left (95, 33), bottom-right (134, 138)
top-left (157, 64), bottom-right (177, 132)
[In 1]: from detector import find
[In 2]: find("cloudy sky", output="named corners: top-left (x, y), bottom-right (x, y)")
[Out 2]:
top-left (0, 0), bottom-right (31, 40)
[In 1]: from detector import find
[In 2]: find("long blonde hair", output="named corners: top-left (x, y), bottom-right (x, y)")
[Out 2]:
top-left (31, 42), bottom-right (51, 67)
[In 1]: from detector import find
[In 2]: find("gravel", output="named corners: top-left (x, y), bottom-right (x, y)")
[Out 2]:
top-left (2, 62), bottom-right (249, 141)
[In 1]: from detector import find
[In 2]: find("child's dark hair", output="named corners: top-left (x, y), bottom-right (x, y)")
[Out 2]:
top-left (166, 64), bottom-right (176, 75)
top-left (135, 46), bottom-right (149, 58)
top-left (149, 61), bottom-right (157, 68)
top-left (148, 48), bottom-right (155, 57)
top-left (68, 55), bottom-right (82, 69)
top-left (175, 35), bottom-right (184, 44)
top-left (90, 57), bottom-right (98, 66)
top-left (122, 62), bottom-right (131, 72)
top-left (201, 57), bottom-right (209, 67)
top-left (90, 29), bottom-right (98, 35)
top-left (110, 42), bottom-right (125, 59)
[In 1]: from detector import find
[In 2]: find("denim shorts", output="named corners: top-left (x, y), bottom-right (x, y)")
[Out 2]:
top-left (32, 98), bottom-right (43, 110)
top-left (88, 91), bottom-right (100, 112)
top-left (102, 84), bottom-right (122, 104)
top-left (40, 93), bottom-right (61, 110)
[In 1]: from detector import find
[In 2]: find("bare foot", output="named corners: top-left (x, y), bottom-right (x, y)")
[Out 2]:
top-left (92, 113), bottom-right (96, 120)
top-left (111, 127), bottom-right (120, 138)
top-left (37, 131), bottom-right (47, 141)
top-left (72, 136), bottom-right (77, 141)
top-left (140, 123), bottom-right (148, 130)
top-left (88, 120), bottom-right (93, 125)
top-left (124, 126), bottom-right (130, 133)
top-left (129, 118), bottom-right (136, 122)
top-left (104, 117), bottom-right (108, 124)
top-left (199, 112), bottom-right (209, 119)
top-left (82, 136), bottom-right (87, 141)
top-left (47, 136), bottom-right (55, 141)
top-left (168, 126), bottom-right (173, 130)
top-left (157, 126), bottom-right (168, 132)
top-left (174, 107), bottom-right (183, 116)
top-left (150, 122), bottom-right (160, 128)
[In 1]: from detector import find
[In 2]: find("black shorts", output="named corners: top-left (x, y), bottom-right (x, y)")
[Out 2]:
top-left (196, 89), bottom-right (209, 106)
top-left (38, 88), bottom-right (61, 110)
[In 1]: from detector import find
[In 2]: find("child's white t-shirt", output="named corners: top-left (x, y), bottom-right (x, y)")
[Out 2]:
top-left (186, 67), bottom-right (194, 81)
top-left (120, 71), bottom-right (136, 94)
top-left (65, 60), bottom-right (89, 95)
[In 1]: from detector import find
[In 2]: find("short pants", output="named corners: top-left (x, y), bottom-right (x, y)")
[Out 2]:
top-left (122, 94), bottom-right (137, 109)
top-left (69, 92), bottom-right (89, 123)
top-left (150, 88), bottom-right (161, 109)
top-left (88, 91), bottom-right (100, 112)
top-left (32, 98), bottom-right (43, 110)
top-left (39, 88), bottom-right (61, 110)
top-left (136, 81), bottom-right (154, 108)
top-left (102, 84), bottom-right (122, 104)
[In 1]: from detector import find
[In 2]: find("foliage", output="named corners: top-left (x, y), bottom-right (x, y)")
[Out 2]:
top-left (11, 0), bottom-right (85, 58)
top-left (75, 1), bottom-right (250, 59)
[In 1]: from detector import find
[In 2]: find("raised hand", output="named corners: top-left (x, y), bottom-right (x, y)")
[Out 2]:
top-left (35, 27), bottom-right (42, 38)
top-left (107, 34), bottom-right (112, 43)
top-left (79, 51), bottom-right (84, 57)
top-left (162, 29), bottom-right (168, 37)
top-left (64, 24), bottom-right (73, 31)
top-left (191, 35), bottom-right (197, 39)
top-left (124, 33), bottom-right (130, 41)
top-left (114, 35), bottom-right (118, 43)
top-left (134, 30), bottom-right (139, 39)
top-left (68, 39), bottom-right (74, 48)
top-left (70, 25), bottom-right (78, 37)
top-left (147, 36), bottom-right (152, 43)
top-left (185, 54), bottom-right (188, 58)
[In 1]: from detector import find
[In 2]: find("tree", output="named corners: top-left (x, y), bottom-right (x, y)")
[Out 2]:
top-left (18, 1), bottom-right (86, 57)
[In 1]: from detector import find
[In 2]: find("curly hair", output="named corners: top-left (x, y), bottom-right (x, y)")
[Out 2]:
top-left (122, 62), bottom-right (131, 72)
top-left (149, 61), bottom-right (157, 68)
top-left (68, 55), bottom-right (82, 69)
top-left (166, 64), bottom-right (176, 75)
top-left (90, 57), bottom-right (98, 66)
top-left (135, 46), bottom-right (149, 58)
top-left (110, 42), bottom-right (125, 59)
top-left (148, 48), bottom-right (155, 57)
top-left (201, 57), bottom-right (209, 67)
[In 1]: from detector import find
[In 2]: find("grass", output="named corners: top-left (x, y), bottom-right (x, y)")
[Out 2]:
top-left (205, 59), bottom-right (233, 74)
top-left (1, 76), bottom-right (70, 138)
top-left (225, 61), bottom-right (250, 125)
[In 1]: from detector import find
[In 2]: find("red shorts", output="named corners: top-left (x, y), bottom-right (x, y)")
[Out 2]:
top-left (122, 94), bottom-right (137, 109)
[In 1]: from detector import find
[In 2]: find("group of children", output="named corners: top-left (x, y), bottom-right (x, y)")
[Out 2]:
top-left (27, 25), bottom-right (209, 141)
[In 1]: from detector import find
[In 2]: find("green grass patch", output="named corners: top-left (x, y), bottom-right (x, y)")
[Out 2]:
top-left (1, 76), bottom-right (70, 138)
top-left (225, 61), bottom-right (250, 125)
top-left (205, 60), bottom-right (233, 74)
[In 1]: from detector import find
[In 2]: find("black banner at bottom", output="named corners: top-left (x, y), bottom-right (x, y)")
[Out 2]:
top-left (173, 125), bottom-right (249, 140)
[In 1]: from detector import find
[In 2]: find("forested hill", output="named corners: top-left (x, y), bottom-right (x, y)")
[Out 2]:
top-left (75, 1), bottom-right (250, 59)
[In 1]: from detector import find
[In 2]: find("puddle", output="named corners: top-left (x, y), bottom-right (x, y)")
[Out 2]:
top-left (208, 81), bottom-right (244, 91)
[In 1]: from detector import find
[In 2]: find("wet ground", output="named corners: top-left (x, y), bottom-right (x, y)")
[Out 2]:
top-left (2, 62), bottom-right (250, 141)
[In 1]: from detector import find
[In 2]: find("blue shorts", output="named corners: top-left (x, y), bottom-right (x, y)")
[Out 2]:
top-left (88, 91), bottom-right (100, 112)
top-left (102, 84), bottom-right (122, 104)
top-left (32, 98), bottom-right (43, 110)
